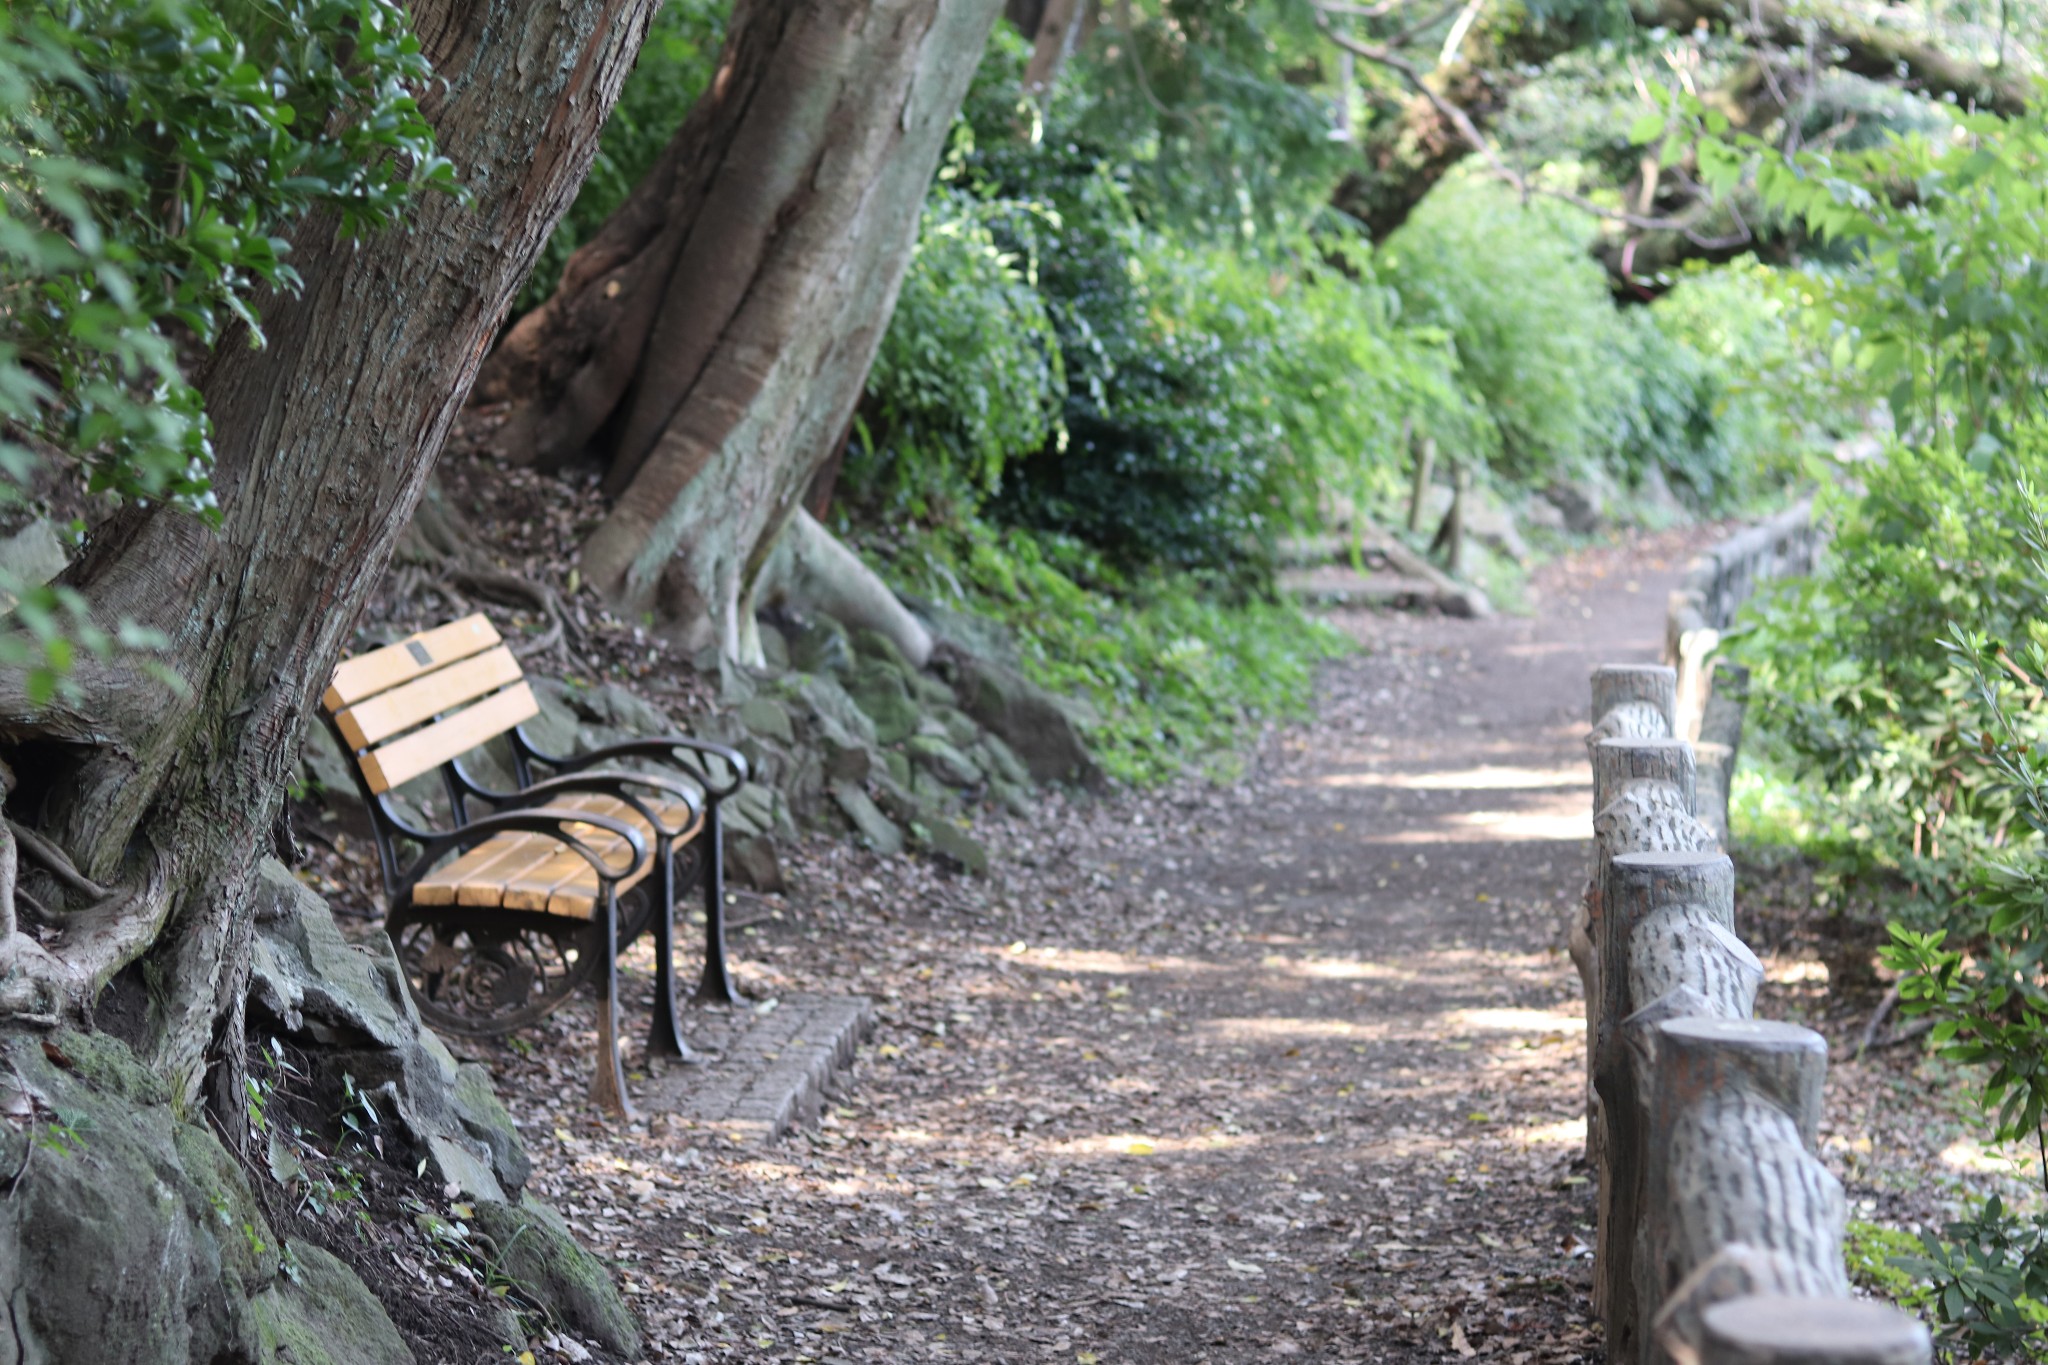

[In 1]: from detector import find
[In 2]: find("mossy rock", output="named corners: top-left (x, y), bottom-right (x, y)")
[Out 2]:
top-left (845, 664), bottom-right (920, 745)
top-left (906, 734), bottom-right (981, 788)
top-left (828, 779), bottom-right (905, 856)
top-left (974, 733), bottom-right (1033, 789)
top-left (787, 615), bottom-right (853, 674)
top-left (936, 706), bottom-right (980, 748)
top-left (473, 1195), bottom-right (640, 1356)
top-left (793, 672), bottom-right (879, 749)
top-left (851, 627), bottom-right (910, 675)
top-left (923, 821), bottom-right (989, 875)
top-left (251, 1240), bottom-right (415, 1365)
top-left (738, 695), bottom-right (795, 745)
top-left (0, 1030), bottom-right (411, 1365)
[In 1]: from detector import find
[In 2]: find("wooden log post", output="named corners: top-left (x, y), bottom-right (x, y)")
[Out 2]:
top-left (1695, 662), bottom-right (1750, 848)
top-left (1632, 1018), bottom-right (1847, 1365)
top-left (1584, 736), bottom-right (1708, 1042)
top-left (1406, 433), bottom-right (1436, 534)
top-left (1598, 853), bottom-right (1761, 1362)
top-left (1592, 736), bottom-right (1696, 821)
top-left (1580, 738), bottom-right (1714, 1321)
top-left (1592, 664), bottom-right (1678, 746)
top-left (1695, 1295), bottom-right (1932, 1365)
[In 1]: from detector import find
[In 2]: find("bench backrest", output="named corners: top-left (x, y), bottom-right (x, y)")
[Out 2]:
top-left (323, 614), bottom-right (537, 794)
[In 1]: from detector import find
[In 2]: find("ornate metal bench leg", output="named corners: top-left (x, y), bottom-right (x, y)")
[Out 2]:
top-left (646, 840), bottom-right (698, 1062)
top-left (589, 888), bottom-right (635, 1118)
top-left (694, 806), bottom-right (742, 1005)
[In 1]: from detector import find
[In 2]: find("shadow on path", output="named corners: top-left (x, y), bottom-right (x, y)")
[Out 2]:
top-left (492, 526), bottom-right (1721, 1365)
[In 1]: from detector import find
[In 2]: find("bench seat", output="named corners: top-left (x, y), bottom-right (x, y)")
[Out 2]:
top-left (410, 791), bottom-right (704, 918)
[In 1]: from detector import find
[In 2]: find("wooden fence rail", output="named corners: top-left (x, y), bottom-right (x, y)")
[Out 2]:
top-left (1578, 661), bottom-right (1930, 1365)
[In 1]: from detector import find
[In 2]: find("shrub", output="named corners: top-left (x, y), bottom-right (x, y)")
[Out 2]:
top-left (860, 517), bottom-right (1347, 784)
top-left (0, 0), bottom-right (451, 700)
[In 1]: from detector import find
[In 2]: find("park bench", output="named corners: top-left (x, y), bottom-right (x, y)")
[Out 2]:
top-left (319, 613), bottom-right (749, 1115)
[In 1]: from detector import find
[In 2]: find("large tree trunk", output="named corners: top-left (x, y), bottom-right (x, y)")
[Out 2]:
top-left (0, 0), bottom-right (657, 1102)
top-left (475, 0), bottom-right (1005, 656)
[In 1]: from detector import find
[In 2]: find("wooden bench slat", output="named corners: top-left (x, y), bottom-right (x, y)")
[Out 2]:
top-left (324, 614), bottom-right (501, 711)
top-left (333, 645), bottom-right (525, 750)
top-left (413, 832), bottom-right (533, 906)
top-left (360, 682), bottom-right (540, 794)
top-left (502, 843), bottom-right (603, 915)
top-left (453, 837), bottom-right (564, 907)
top-left (410, 794), bottom-right (685, 920)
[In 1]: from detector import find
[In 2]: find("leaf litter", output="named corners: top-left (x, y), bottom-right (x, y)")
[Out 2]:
top-left (303, 511), bottom-right (1774, 1362)
top-left (411, 534), bottom-right (1773, 1365)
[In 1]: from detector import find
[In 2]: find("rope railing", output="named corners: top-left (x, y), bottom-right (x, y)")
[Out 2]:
top-left (1576, 662), bottom-right (1930, 1365)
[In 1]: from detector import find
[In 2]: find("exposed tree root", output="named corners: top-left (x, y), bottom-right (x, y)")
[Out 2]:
top-left (747, 508), bottom-right (933, 670)
top-left (6, 818), bottom-right (109, 904)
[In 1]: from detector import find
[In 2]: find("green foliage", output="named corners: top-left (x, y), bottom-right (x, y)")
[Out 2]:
top-left (514, 0), bottom-right (725, 310)
top-left (1845, 1218), bottom-right (1930, 1305)
top-left (1383, 174), bottom-right (1626, 479)
top-left (866, 518), bottom-right (1347, 784)
top-left (1, 0), bottom-right (451, 513)
top-left (1739, 438), bottom-right (2048, 914)
top-left (1046, 0), bottom-right (1348, 240)
top-left (1721, 105), bottom-right (2048, 453)
top-left (0, 0), bottom-right (451, 696)
top-left (848, 179), bottom-right (1064, 523)
top-left (1381, 172), bottom-right (1785, 506)
top-left (1888, 1197), bottom-right (2048, 1360)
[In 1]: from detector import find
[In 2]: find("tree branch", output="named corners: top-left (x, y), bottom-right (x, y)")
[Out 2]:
top-left (1322, 24), bottom-right (1755, 250)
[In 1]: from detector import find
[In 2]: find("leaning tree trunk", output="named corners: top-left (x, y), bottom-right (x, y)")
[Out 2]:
top-left (0, 0), bottom-right (658, 1105)
top-left (474, 0), bottom-right (1005, 657)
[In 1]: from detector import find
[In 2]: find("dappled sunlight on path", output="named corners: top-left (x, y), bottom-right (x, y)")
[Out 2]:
top-left (482, 526), bottom-right (1722, 1364)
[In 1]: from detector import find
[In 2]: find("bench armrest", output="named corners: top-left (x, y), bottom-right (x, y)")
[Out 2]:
top-left (397, 806), bottom-right (650, 900)
top-left (524, 734), bottom-right (750, 800)
top-left (490, 770), bottom-right (704, 841)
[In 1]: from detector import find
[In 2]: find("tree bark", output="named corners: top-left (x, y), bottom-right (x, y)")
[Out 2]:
top-left (475, 0), bottom-right (1005, 656)
top-left (1022, 0), bottom-right (1086, 101)
top-left (0, 0), bottom-right (658, 1099)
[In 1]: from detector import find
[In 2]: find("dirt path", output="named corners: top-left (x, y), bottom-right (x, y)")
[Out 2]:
top-left (485, 528), bottom-right (1720, 1365)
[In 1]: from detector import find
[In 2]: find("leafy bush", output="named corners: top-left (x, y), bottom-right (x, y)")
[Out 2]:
top-left (847, 181), bottom-right (1064, 524)
top-left (1727, 107), bottom-right (2048, 1359)
top-left (861, 517), bottom-right (1347, 784)
top-left (1383, 174), bottom-right (1798, 512)
top-left (0, 0), bottom-right (451, 700)
top-left (1737, 437), bottom-right (2048, 917)
top-left (1716, 104), bottom-right (2048, 452)
top-left (1381, 173), bottom-right (1631, 482)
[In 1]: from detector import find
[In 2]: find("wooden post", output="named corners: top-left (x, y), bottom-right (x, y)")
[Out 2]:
top-left (1634, 1018), bottom-right (1847, 1364)
top-left (1592, 664), bottom-right (1678, 736)
top-left (1697, 1295), bottom-right (1932, 1365)
top-left (1443, 458), bottom-right (1469, 576)
top-left (1580, 738), bottom-right (1710, 1330)
top-left (1612, 852), bottom-right (1759, 1020)
top-left (1597, 853), bottom-right (1758, 1359)
top-left (1591, 737), bottom-right (1698, 825)
top-left (1407, 434), bottom-right (1436, 533)
top-left (1695, 661), bottom-right (1751, 847)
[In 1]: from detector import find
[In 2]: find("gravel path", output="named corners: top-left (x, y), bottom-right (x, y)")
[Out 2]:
top-left (482, 527), bottom-right (1720, 1365)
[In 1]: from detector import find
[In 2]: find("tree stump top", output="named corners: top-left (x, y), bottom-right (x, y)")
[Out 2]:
top-left (1700, 1293), bottom-right (1932, 1365)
